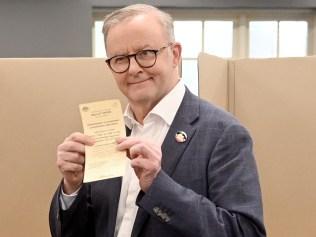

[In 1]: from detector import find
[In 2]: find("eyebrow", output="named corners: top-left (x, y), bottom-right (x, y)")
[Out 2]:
top-left (138, 44), bottom-right (152, 50)
top-left (112, 44), bottom-right (154, 57)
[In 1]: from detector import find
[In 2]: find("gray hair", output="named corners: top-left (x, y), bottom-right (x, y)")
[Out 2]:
top-left (102, 4), bottom-right (175, 49)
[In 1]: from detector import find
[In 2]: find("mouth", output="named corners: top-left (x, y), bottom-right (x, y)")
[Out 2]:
top-left (128, 77), bottom-right (153, 85)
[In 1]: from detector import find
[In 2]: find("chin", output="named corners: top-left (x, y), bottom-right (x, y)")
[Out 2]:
top-left (127, 86), bottom-right (149, 97)
top-left (128, 91), bottom-right (156, 104)
top-left (129, 94), bottom-right (151, 103)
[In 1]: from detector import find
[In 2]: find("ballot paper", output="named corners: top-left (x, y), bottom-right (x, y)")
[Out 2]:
top-left (79, 100), bottom-right (126, 183)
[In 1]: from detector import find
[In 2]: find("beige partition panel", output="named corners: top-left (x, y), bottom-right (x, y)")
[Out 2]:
top-left (233, 57), bottom-right (316, 237)
top-left (199, 54), bottom-right (316, 237)
top-left (0, 58), bottom-right (126, 236)
top-left (198, 53), bottom-right (228, 110)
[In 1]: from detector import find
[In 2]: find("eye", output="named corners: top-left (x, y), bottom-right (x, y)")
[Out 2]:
top-left (112, 56), bottom-right (128, 65)
top-left (137, 50), bottom-right (155, 59)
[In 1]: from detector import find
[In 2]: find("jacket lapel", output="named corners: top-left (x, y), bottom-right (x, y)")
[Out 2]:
top-left (161, 88), bottom-right (199, 175)
top-left (131, 89), bottom-right (200, 236)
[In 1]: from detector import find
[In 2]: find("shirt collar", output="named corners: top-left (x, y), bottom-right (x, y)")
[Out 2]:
top-left (124, 80), bottom-right (185, 129)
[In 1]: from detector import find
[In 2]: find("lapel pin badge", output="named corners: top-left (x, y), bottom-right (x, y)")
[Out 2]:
top-left (175, 131), bottom-right (187, 143)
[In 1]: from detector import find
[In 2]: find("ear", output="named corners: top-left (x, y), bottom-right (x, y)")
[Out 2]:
top-left (171, 42), bottom-right (182, 68)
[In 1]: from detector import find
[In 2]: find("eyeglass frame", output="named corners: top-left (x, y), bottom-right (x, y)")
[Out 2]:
top-left (105, 42), bottom-right (173, 73)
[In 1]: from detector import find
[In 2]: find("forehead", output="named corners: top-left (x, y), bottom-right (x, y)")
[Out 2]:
top-left (106, 13), bottom-right (168, 55)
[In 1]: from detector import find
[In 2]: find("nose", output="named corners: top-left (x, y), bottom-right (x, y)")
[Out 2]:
top-left (128, 55), bottom-right (143, 74)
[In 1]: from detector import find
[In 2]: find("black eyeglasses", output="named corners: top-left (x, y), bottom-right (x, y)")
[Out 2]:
top-left (105, 43), bottom-right (173, 73)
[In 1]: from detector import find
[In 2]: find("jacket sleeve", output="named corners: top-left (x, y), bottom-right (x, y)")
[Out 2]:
top-left (49, 183), bottom-right (95, 237)
top-left (136, 124), bottom-right (266, 237)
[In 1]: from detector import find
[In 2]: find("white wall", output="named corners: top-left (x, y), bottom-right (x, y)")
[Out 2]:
top-left (0, 0), bottom-right (92, 57)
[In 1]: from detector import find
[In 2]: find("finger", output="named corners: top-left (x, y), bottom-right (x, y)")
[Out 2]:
top-left (129, 143), bottom-right (158, 160)
top-left (126, 148), bottom-right (131, 159)
top-left (58, 160), bottom-right (84, 173)
top-left (130, 157), bottom-right (150, 170)
top-left (130, 157), bottom-right (160, 172)
top-left (116, 137), bottom-right (135, 158)
top-left (58, 151), bottom-right (85, 165)
top-left (65, 132), bottom-right (95, 146)
top-left (58, 140), bottom-right (86, 154)
top-left (116, 137), bottom-right (141, 151)
top-left (116, 137), bottom-right (128, 144)
top-left (129, 143), bottom-right (146, 159)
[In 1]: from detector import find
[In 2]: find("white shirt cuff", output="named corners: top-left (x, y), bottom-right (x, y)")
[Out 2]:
top-left (59, 186), bottom-right (81, 210)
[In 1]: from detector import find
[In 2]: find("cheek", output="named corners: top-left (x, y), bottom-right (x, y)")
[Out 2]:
top-left (113, 74), bottom-right (127, 89)
top-left (147, 61), bottom-right (169, 78)
top-left (153, 65), bottom-right (170, 80)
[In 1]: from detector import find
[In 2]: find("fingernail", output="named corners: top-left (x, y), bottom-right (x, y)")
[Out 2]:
top-left (88, 137), bottom-right (96, 145)
top-left (116, 137), bottom-right (125, 143)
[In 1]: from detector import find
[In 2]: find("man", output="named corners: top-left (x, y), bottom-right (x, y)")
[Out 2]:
top-left (49, 4), bottom-right (266, 237)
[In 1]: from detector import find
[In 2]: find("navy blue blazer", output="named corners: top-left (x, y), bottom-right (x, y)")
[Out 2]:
top-left (49, 89), bottom-right (266, 237)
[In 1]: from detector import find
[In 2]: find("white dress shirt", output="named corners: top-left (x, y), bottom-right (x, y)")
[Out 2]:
top-left (61, 80), bottom-right (185, 237)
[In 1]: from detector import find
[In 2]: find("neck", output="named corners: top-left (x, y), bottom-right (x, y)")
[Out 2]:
top-left (129, 100), bottom-right (156, 124)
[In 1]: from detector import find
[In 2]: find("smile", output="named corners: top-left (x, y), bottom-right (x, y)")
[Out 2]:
top-left (128, 78), bottom-right (152, 85)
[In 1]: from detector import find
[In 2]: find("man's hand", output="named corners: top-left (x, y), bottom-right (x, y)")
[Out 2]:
top-left (116, 137), bottom-right (162, 192)
top-left (56, 132), bottom-right (95, 194)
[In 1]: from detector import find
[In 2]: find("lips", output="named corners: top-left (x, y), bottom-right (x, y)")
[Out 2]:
top-left (128, 77), bottom-right (152, 85)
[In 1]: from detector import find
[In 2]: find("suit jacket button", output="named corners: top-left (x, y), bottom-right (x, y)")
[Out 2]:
top-left (153, 207), bottom-right (160, 214)
top-left (160, 212), bottom-right (170, 222)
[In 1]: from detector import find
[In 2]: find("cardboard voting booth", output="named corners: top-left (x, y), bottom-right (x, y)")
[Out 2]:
top-left (199, 53), bottom-right (316, 237)
top-left (0, 58), bottom-right (126, 236)
top-left (1, 55), bottom-right (315, 236)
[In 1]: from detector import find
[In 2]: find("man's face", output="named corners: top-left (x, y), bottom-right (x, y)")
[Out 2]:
top-left (105, 13), bottom-right (181, 108)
